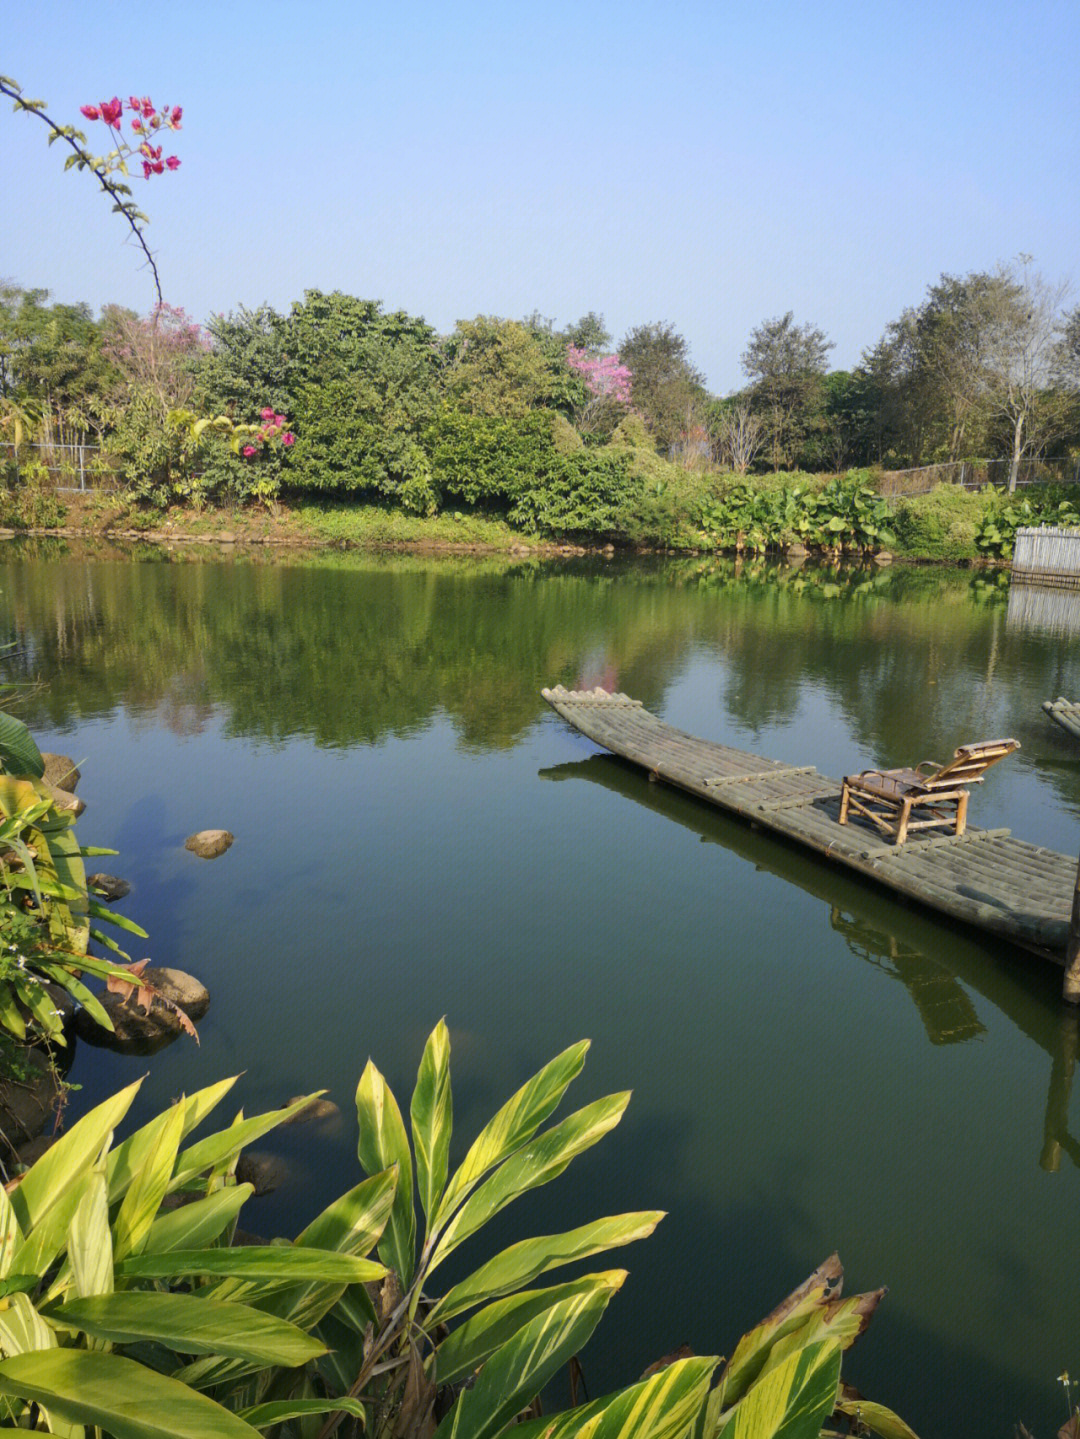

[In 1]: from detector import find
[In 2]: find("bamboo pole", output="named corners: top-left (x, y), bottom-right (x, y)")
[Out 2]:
top-left (1064, 851), bottom-right (1080, 1003)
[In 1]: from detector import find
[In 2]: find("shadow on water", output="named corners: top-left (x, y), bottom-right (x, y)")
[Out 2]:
top-left (541, 753), bottom-right (1080, 1174)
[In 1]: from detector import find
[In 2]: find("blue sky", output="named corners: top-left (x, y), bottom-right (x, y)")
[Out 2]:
top-left (2, 0), bottom-right (1078, 391)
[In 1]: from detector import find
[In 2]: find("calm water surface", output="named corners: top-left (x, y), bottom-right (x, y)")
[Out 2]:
top-left (2, 543), bottom-right (1079, 1438)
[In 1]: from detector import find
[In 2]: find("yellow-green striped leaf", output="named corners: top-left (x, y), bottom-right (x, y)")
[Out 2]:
top-left (430, 1092), bottom-right (630, 1272)
top-left (0, 1183), bottom-right (23, 1280)
top-left (0, 1291), bottom-right (56, 1355)
top-left (428, 1211), bottom-right (663, 1323)
top-left (411, 1019), bottom-right (452, 1225)
top-left (115, 1246), bottom-right (385, 1284)
top-left (436, 1283), bottom-right (619, 1439)
top-left (47, 1292), bottom-right (326, 1367)
top-left (172, 1092), bottom-right (320, 1188)
top-left (356, 1061), bottom-right (415, 1283)
top-left (513, 1355), bottom-right (719, 1439)
top-left (761, 1290), bottom-right (885, 1377)
top-left (10, 1078), bottom-right (141, 1235)
top-left (719, 1256), bottom-right (843, 1408)
top-left (716, 1340), bottom-right (842, 1439)
top-left (435, 1041), bottom-right (589, 1229)
top-left (108, 1077), bottom-right (239, 1203)
top-left (68, 1169), bottom-right (113, 1299)
top-left (113, 1100), bottom-right (186, 1261)
top-left (0, 1349), bottom-right (263, 1439)
top-left (238, 1398), bottom-right (368, 1430)
top-left (143, 1184), bottom-right (253, 1254)
top-left (833, 1395), bottom-right (920, 1439)
top-left (435, 1272), bottom-right (627, 1386)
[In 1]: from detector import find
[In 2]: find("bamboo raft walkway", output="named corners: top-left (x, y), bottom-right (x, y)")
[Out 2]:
top-left (542, 686), bottom-right (1079, 986)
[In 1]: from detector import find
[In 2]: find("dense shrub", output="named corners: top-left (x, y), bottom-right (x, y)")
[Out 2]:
top-left (890, 485), bottom-right (990, 559)
top-left (508, 449), bottom-right (638, 536)
top-left (425, 409), bottom-right (554, 507)
top-left (0, 478), bottom-right (66, 529)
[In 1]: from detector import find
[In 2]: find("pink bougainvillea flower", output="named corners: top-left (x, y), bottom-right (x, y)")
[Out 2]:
top-left (141, 160), bottom-right (153, 179)
top-left (282, 432), bottom-right (295, 446)
top-left (166, 155), bottom-right (180, 170)
top-left (150, 114), bottom-right (161, 130)
top-left (80, 104), bottom-right (101, 121)
top-left (131, 118), bottom-right (144, 134)
top-left (128, 95), bottom-right (141, 111)
top-left (169, 106), bottom-right (182, 127)
top-left (151, 160), bottom-right (164, 174)
top-left (274, 414), bottom-right (287, 427)
top-left (260, 407), bottom-right (275, 420)
top-left (242, 445), bottom-right (257, 458)
top-left (100, 97), bottom-right (123, 128)
top-left (141, 97), bottom-right (155, 117)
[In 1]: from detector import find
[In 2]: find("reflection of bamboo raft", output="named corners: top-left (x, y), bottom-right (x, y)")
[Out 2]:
top-left (1043, 698), bottom-right (1080, 742)
top-left (542, 686), bottom-right (1075, 973)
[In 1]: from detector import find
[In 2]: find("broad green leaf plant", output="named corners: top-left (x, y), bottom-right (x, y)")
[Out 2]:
top-left (0, 711), bottom-right (151, 1053)
top-left (0, 1022), bottom-right (916, 1439)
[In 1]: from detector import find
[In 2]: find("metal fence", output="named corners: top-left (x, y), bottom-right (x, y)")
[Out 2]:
top-left (0, 442), bottom-right (121, 492)
top-left (878, 456), bottom-right (1080, 496)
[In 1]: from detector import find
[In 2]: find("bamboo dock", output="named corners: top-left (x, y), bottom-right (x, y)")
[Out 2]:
top-left (542, 686), bottom-right (1079, 988)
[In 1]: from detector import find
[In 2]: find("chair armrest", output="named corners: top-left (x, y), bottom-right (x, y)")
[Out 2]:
top-left (914, 759), bottom-right (942, 775)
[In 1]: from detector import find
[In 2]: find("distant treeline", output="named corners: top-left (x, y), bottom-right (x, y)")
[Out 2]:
top-left (1, 261), bottom-right (1079, 540)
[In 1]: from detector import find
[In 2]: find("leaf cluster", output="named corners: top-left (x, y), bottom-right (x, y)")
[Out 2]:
top-left (0, 1023), bottom-right (915, 1439)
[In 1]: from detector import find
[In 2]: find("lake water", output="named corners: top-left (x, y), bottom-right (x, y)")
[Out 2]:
top-left (2, 542), bottom-right (1078, 1438)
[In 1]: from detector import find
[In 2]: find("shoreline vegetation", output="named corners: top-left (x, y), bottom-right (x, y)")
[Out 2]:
top-left (1, 479), bottom-right (1076, 566)
top-left (2, 274), bottom-right (1079, 567)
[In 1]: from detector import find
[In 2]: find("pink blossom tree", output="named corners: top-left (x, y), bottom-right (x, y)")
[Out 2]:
top-left (565, 345), bottom-right (634, 437)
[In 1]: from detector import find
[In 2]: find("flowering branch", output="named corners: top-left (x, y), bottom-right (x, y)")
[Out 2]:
top-left (0, 75), bottom-right (184, 308)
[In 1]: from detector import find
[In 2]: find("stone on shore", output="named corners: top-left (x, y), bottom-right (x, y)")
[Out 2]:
top-left (0, 1048), bottom-right (63, 1152)
top-left (185, 829), bottom-right (234, 859)
top-left (41, 754), bottom-right (81, 791)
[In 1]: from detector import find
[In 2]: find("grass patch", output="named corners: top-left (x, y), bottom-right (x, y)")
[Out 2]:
top-left (287, 498), bottom-right (546, 549)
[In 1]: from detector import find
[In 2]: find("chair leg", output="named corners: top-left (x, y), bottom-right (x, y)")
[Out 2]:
top-left (895, 797), bottom-right (913, 845)
top-left (955, 790), bottom-right (968, 837)
top-left (839, 781), bottom-right (850, 825)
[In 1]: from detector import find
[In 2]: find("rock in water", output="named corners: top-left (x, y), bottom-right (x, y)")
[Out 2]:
top-left (41, 753), bottom-right (81, 791)
top-left (88, 873), bottom-right (131, 901)
top-left (139, 967), bottom-right (210, 1021)
top-left (281, 1096), bottom-right (342, 1126)
top-left (44, 782), bottom-right (84, 816)
top-left (185, 829), bottom-right (234, 859)
top-left (236, 1151), bottom-right (291, 1196)
top-left (73, 967), bottom-right (208, 1053)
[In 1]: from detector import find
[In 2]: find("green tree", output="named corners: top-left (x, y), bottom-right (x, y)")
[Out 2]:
top-left (444, 316), bottom-right (575, 419)
top-left (741, 312), bottom-right (833, 470)
top-left (618, 321), bottom-right (705, 452)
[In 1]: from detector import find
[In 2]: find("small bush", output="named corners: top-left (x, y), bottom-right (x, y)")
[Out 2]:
top-left (0, 482), bottom-right (67, 530)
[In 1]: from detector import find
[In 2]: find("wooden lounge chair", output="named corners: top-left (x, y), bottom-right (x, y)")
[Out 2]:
top-left (838, 738), bottom-right (1020, 845)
